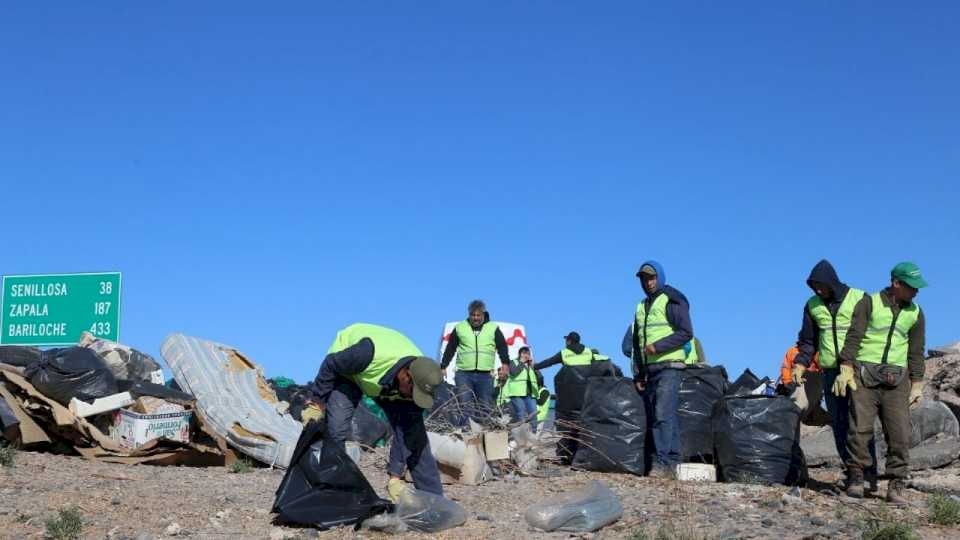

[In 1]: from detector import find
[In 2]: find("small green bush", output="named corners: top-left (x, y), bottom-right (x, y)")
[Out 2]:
top-left (861, 520), bottom-right (919, 540)
top-left (0, 445), bottom-right (15, 468)
top-left (928, 493), bottom-right (960, 526)
top-left (45, 506), bottom-right (83, 540)
top-left (229, 457), bottom-right (254, 473)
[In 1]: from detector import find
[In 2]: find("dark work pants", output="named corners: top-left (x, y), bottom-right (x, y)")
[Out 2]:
top-left (822, 368), bottom-right (877, 472)
top-left (454, 369), bottom-right (495, 423)
top-left (846, 370), bottom-right (911, 479)
top-left (644, 367), bottom-right (682, 469)
top-left (324, 377), bottom-right (443, 495)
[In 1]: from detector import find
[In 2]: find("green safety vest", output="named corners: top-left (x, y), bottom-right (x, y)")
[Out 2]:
top-left (806, 288), bottom-right (866, 368)
top-left (537, 389), bottom-right (551, 422)
top-left (856, 292), bottom-right (920, 367)
top-left (454, 320), bottom-right (499, 371)
top-left (560, 347), bottom-right (595, 366)
top-left (635, 293), bottom-right (696, 365)
top-left (684, 338), bottom-right (701, 365)
top-left (326, 323), bottom-right (424, 398)
top-left (502, 359), bottom-right (539, 398)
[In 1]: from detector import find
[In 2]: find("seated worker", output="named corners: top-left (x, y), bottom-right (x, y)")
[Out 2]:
top-left (304, 323), bottom-right (444, 500)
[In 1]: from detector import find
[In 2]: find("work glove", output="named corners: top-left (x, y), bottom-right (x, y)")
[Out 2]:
top-left (831, 364), bottom-right (858, 397)
top-left (909, 381), bottom-right (924, 409)
top-left (387, 477), bottom-right (407, 502)
top-left (789, 384), bottom-right (809, 412)
top-left (792, 363), bottom-right (807, 385)
top-left (301, 403), bottom-right (324, 425)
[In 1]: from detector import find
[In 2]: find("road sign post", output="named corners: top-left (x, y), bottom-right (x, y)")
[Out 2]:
top-left (1, 272), bottom-right (122, 345)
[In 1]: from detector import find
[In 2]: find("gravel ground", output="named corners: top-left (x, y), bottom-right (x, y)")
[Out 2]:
top-left (1, 449), bottom-right (958, 540)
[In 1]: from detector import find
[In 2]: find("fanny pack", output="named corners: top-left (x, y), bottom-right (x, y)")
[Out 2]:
top-left (860, 363), bottom-right (906, 389)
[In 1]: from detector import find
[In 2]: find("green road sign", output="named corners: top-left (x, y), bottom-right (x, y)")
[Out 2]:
top-left (1, 272), bottom-right (121, 345)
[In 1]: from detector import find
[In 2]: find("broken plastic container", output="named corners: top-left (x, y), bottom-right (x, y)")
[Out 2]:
top-left (524, 480), bottom-right (623, 532)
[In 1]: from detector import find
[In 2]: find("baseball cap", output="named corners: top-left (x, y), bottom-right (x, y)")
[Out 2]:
top-left (891, 262), bottom-right (928, 289)
top-left (636, 264), bottom-right (657, 277)
top-left (408, 357), bottom-right (442, 409)
top-left (563, 331), bottom-right (581, 343)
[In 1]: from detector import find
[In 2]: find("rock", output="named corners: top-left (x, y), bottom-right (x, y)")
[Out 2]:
top-left (810, 516), bottom-right (826, 526)
top-left (782, 493), bottom-right (802, 505)
top-left (761, 518), bottom-right (774, 527)
top-left (111, 496), bottom-right (122, 505)
top-left (164, 522), bottom-right (181, 537)
top-left (476, 513), bottom-right (493, 521)
top-left (135, 534), bottom-right (153, 540)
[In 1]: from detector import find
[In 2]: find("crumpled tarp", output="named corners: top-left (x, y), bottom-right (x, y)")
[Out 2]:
top-left (78, 332), bottom-right (162, 382)
top-left (161, 334), bottom-right (302, 468)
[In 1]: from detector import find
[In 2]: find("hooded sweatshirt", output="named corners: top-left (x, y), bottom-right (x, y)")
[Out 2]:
top-left (439, 310), bottom-right (511, 370)
top-left (795, 259), bottom-right (853, 368)
top-left (631, 260), bottom-right (694, 379)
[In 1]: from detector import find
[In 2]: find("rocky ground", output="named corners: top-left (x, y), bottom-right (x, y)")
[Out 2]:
top-left (2, 449), bottom-right (959, 540)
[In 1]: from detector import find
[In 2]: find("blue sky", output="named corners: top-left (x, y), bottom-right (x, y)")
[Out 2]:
top-left (2, 2), bottom-right (957, 389)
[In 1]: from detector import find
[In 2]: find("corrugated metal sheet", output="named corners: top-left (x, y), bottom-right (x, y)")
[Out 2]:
top-left (161, 333), bottom-right (302, 468)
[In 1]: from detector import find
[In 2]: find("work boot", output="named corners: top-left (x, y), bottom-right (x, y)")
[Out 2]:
top-left (886, 479), bottom-right (908, 506)
top-left (865, 468), bottom-right (879, 494)
top-left (648, 465), bottom-right (675, 480)
top-left (845, 468), bottom-right (864, 499)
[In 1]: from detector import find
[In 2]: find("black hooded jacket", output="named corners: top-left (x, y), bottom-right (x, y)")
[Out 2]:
top-left (439, 311), bottom-right (511, 370)
top-left (795, 259), bottom-right (852, 367)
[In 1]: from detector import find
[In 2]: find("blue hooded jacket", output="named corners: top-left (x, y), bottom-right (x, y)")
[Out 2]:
top-left (630, 260), bottom-right (695, 379)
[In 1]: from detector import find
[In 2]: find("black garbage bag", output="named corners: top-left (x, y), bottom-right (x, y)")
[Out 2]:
top-left (352, 402), bottom-right (390, 447)
top-left (0, 346), bottom-right (42, 368)
top-left (678, 365), bottom-right (728, 461)
top-left (726, 369), bottom-right (764, 397)
top-left (273, 419), bottom-right (392, 529)
top-left (1, 396), bottom-right (20, 442)
top-left (572, 377), bottom-right (646, 475)
top-left (555, 361), bottom-right (621, 417)
top-left (24, 347), bottom-right (118, 405)
top-left (554, 361), bottom-right (620, 463)
top-left (713, 395), bottom-right (806, 485)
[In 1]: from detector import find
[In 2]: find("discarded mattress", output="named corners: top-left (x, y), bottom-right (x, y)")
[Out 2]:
top-left (161, 334), bottom-right (302, 468)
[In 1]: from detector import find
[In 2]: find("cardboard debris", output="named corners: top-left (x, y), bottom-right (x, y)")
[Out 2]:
top-left (483, 431), bottom-right (510, 461)
top-left (0, 369), bottom-right (224, 466)
top-left (69, 392), bottom-right (135, 418)
top-left (111, 408), bottom-right (192, 449)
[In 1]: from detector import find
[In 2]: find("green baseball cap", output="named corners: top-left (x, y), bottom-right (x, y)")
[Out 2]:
top-left (409, 357), bottom-right (442, 409)
top-left (891, 261), bottom-right (928, 289)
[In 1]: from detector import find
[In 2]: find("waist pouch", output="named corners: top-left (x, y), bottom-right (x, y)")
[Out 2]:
top-left (860, 363), bottom-right (906, 389)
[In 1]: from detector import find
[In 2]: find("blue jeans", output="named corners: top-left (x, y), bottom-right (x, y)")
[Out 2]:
top-left (510, 396), bottom-right (538, 431)
top-left (643, 367), bottom-right (682, 469)
top-left (324, 377), bottom-right (443, 496)
top-left (822, 368), bottom-right (877, 472)
top-left (454, 370), bottom-right (495, 423)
